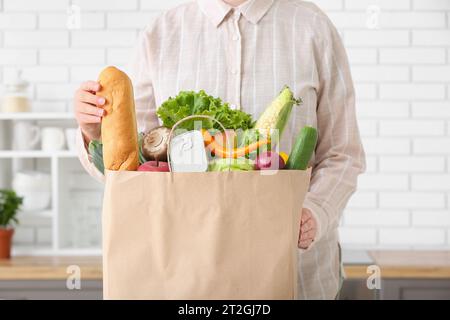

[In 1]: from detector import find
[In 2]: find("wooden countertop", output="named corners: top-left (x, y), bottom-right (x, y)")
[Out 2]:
top-left (0, 256), bottom-right (102, 280)
top-left (344, 250), bottom-right (450, 279)
top-left (1, 251), bottom-right (450, 280)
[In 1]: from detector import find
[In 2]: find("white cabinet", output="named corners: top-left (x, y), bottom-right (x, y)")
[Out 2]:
top-left (0, 113), bottom-right (102, 255)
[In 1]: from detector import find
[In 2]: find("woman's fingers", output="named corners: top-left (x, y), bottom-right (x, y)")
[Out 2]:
top-left (298, 239), bottom-right (313, 249)
top-left (77, 112), bottom-right (102, 124)
top-left (78, 102), bottom-right (104, 117)
top-left (300, 219), bottom-right (315, 233)
top-left (77, 90), bottom-right (105, 106)
top-left (300, 229), bottom-right (316, 242)
top-left (301, 209), bottom-right (312, 223)
top-left (298, 208), bottom-right (316, 249)
top-left (73, 81), bottom-right (103, 142)
top-left (298, 229), bottom-right (315, 249)
top-left (80, 80), bottom-right (101, 93)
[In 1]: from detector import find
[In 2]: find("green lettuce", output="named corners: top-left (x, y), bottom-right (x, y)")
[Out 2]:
top-left (156, 90), bottom-right (255, 131)
top-left (208, 158), bottom-right (255, 172)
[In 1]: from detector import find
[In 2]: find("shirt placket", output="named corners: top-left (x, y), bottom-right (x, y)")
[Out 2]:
top-left (229, 9), bottom-right (242, 110)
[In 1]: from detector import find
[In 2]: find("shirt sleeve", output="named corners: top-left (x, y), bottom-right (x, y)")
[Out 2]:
top-left (76, 27), bottom-right (159, 180)
top-left (302, 17), bottom-right (366, 248)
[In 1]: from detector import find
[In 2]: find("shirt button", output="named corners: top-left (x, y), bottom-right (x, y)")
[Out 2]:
top-left (232, 35), bottom-right (239, 41)
top-left (231, 69), bottom-right (238, 75)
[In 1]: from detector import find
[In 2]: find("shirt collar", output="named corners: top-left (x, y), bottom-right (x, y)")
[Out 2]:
top-left (197, 0), bottom-right (274, 27)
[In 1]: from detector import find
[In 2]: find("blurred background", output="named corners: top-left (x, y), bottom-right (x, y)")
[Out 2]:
top-left (0, 0), bottom-right (449, 299)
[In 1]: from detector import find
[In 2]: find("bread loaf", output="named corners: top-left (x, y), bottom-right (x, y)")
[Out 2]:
top-left (98, 66), bottom-right (139, 171)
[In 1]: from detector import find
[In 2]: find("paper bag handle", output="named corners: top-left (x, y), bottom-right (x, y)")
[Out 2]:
top-left (166, 115), bottom-right (233, 172)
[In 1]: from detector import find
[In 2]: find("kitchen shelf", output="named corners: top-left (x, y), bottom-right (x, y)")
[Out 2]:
top-left (0, 150), bottom-right (78, 158)
top-left (0, 112), bottom-right (74, 120)
top-left (1, 111), bottom-right (101, 256)
top-left (18, 210), bottom-right (53, 219)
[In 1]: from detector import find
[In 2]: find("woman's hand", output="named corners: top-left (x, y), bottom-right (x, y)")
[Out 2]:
top-left (298, 208), bottom-right (317, 249)
top-left (73, 81), bottom-right (106, 143)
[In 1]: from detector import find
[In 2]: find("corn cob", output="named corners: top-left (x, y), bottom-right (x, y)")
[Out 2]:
top-left (255, 86), bottom-right (301, 140)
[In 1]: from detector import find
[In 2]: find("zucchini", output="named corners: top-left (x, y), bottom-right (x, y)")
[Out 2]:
top-left (286, 126), bottom-right (317, 170)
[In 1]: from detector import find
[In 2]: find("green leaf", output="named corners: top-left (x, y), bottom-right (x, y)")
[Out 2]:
top-left (138, 133), bottom-right (147, 164)
top-left (0, 189), bottom-right (22, 227)
top-left (88, 140), bottom-right (105, 174)
top-left (156, 90), bottom-right (255, 131)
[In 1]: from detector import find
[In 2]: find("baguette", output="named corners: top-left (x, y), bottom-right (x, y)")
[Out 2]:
top-left (98, 66), bottom-right (139, 171)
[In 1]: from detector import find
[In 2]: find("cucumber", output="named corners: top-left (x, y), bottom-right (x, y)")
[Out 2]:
top-left (286, 126), bottom-right (318, 170)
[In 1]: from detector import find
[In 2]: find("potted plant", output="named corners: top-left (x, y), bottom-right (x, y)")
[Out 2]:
top-left (0, 189), bottom-right (23, 259)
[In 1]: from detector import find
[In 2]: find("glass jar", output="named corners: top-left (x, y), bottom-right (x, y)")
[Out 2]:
top-left (1, 70), bottom-right (31, 113)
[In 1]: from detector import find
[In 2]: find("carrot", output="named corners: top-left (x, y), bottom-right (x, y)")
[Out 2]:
top-left (201, 129), bottom-right (214, 147)
top-left (201, 129), bottom-right (269, 159)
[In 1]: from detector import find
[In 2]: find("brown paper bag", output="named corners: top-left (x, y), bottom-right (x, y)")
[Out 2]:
top-left (102, 168), bottom-right (311, 300)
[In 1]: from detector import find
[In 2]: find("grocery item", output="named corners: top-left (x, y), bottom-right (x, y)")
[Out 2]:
top-left (141, 126), bottom-right (170, 162)
top-left (202, 129), bottom-right (269, 159)
top-left (88, 81), bottom-right (310, 173)
top-left (285, 126), bottom-right (318, 170)
top-left (138, 161), bottom-right (170, 172)
top-left (156, 90), bottom-right (254, 130)
top-left (98, 66), bottom-right (139, 171)
top-left (137, 133), bottom-right (147, 164)
top-left (169, 130), bottom-right (208, 172)
top-left (208, 158), bottom-right (255, 171)
top-left (209, 140), bottom-right (269, 159)
top-left (255, 86), bottom-right (301, 139)
top-left (88, 140), bottom-right (105, 174)
top-left (255, 151), bottom-right (285, 170)
top-left (89, 138), bottom-right (146, 174)
top-left (279, 152), bottom-right (289, 163)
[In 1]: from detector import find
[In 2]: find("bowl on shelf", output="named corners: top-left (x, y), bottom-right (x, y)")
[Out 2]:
top-left (12, 171), bottom-right (51, 211)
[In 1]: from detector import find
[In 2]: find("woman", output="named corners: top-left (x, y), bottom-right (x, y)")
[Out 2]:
top-left (74, 0), bottom-right (365, 299)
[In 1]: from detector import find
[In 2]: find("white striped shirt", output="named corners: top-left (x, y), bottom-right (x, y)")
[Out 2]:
top-left (76, 0), bottom-right (366, 299)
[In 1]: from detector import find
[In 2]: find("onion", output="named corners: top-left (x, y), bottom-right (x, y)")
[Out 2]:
top-left (255, 151), bottom-right (285, 170)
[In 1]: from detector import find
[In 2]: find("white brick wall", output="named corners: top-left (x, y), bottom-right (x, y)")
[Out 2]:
top-left (328, 0), bottom-right (450, 249)
top-left (0, 0), bottom-right (449, 250)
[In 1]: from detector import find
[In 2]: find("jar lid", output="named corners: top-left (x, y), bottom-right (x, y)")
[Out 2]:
top-left (4, 70), bottom-right (29, 92)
